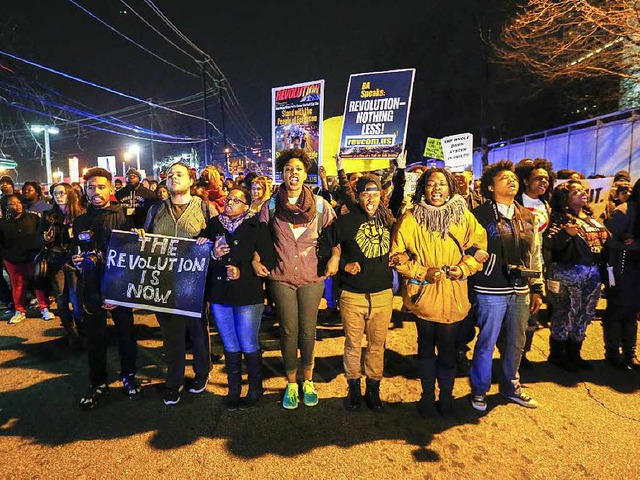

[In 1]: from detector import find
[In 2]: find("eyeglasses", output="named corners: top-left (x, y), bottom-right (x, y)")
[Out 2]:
top-left (224, 197), bottom-right (247, 205)
top-left (53, 191), bottom-right (67, 197)
top-left (617, 187), bottom-right (630, 194)
top-left (426, 181), bottom-right (448, 188)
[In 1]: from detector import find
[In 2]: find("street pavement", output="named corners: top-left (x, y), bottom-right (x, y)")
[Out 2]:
top-left (0, 304), bottom-right (638, 479)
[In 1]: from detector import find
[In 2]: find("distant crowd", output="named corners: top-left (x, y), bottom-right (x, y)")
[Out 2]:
top-left (0, 150), bottom-right (637, 417)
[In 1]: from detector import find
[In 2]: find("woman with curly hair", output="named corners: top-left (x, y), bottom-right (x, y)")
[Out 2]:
top-left (259, 148), bottom-right (338, 410)
top-left (390, 168), bottom-right (487, 417)
top-left (543, 180), bottom-right (609, 371)
top-left (40, 183), bottom-right (86, 347)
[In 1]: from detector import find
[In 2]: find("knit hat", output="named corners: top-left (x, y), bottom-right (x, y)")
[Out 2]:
top-left (613, 170), bottom-right (631, 183)
top-left (126, 168), bottom-right (141, 178)
top-left (354, 174), bottom-right (382, 195)
top-left (0, 175), bottom-right (14, 187)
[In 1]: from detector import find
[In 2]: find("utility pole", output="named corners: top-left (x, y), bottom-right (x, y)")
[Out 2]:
top-left (219, 77), bottom-right (227, 156)
top-left (149, 98), bottom-right (156, 176)
top-left (202, 59), bottom-right (209, 168)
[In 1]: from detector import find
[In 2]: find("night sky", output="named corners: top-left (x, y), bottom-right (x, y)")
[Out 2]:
top-left (0, 1), bottom-right (615, 182)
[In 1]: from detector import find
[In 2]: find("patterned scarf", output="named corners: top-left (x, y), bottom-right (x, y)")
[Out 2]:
top-left (275, 184), bottom-right (317, 225)
top-left (412, 194), bottom-right (467, 238)
top-left (218, 209), bottom-right (254, 233)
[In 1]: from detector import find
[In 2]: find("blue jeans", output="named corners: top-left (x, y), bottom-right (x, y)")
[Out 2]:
top-left (470, 293), bottom-right (529, 396)
top-left (212, 303), bottom-right (264, 353)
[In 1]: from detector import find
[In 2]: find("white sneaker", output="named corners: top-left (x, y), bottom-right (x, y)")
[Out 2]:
top-left (41, 308), bottom-right (55, 321)
top-left (503, 392), bottom-right (538, 409)
top-left (8, 311), bottom-right (26, 324)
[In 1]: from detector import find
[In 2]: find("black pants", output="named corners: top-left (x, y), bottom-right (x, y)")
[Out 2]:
top-left (414, 316), bottom-right (459, 394)
top-left (603, 265), bottom-right (640, 354)
top-left (84, 306), bottom-right (137, 386)
top-left (0, 262), bottom-right (12, 304)
top-left (156, 312), bottom-right (211, 389)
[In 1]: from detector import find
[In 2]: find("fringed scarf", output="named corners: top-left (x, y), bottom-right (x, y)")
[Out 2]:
top-left (218, 209), bottom-right (254, 234)
top-left (412, 194), bottom-right (467, 238)
top-left (275, 184), bottom-right (317, 225)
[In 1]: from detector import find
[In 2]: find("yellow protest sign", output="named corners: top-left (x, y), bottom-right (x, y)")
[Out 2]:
top-left (322, 116), bottom-right (391, 175)
top-left (423, 137), bottom-right (444, 160)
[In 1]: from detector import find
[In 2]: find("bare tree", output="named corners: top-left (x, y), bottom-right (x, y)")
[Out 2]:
top-left (494, 0), bottom-right (640, 107)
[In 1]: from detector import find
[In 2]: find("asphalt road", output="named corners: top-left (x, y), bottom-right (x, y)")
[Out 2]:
top-left (0, 304), bottom-right (638, 479)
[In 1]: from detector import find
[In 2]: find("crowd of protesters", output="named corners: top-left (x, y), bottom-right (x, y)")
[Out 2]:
top-left (0, 149), bottom-right (638, 418)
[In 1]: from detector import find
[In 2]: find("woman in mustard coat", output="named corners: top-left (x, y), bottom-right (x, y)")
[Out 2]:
top-left (390, 168), bottom-right (486, 417)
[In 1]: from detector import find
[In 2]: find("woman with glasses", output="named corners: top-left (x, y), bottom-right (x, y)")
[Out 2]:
top-left (39, 183), bottom-right (86, 347)
top-left (544, 180), bottom-right (609, 371)
top-left (197, 186), bottom-right (276, 410)
top-left (390, 168), bottom-right (487, 417)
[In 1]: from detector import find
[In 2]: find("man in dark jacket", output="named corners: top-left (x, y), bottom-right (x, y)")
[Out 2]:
top-left (469, 160), bottom-right (544, 412)
top-left (73, 167), bottom-right (140, 410)
top-left (115, 168), bottom-right (156, 228)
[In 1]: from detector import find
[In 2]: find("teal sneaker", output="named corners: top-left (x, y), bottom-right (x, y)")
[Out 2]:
top-left (282, 382), bottom-right (299, 410)
top-left (302, 380), bottom-right (319, 407)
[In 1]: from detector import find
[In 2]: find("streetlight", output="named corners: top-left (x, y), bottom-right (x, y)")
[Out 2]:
top-left (122, 151), bottom-right (131, 177)
top-left (30, 125), bottom-right (59, 185)
top-left (129, 145), bottom-right (140, 171)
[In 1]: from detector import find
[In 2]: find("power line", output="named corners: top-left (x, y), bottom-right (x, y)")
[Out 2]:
top-left (0, 50), bottom-right (224, 133)
top-left (66, 0), bottom-right (199, 78)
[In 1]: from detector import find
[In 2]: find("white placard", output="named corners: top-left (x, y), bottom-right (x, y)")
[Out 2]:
top-left (442, 133), bottom-right (473, 172)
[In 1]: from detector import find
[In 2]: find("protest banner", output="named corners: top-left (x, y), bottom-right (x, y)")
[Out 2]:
top-left (339, 68), bottom-right (415, 171)
top-left (404, 171), bottom-right (422, 196)
top-left (272, 80), bottom-right (324, 185)
top-left (103, 230), bottom-right (212, 318)
top-left (442, 133), bottom-right (473, 172)
top-left (556, 177), bottom-right (613, 220)
top-left (423, 137), bottom-right (444, 160)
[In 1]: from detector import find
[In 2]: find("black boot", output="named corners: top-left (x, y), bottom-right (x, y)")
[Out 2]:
top-left (621, 320), bottom-right (640, 370)
top-left (363, 378), bottom-right (384, 412)
top-left (567, 341), bottom-right (593, 370)
top-left (520, 330), bottom-right (534, 369)
top-left (224, 351), bottom-right (242, 411)
top-left (240, 350), bottom-right (264, 410)
top-left (622, 347), bottom-right (640, 371)
top-left (417, 357), bottom-right (437, 417)
top-left (548, 338), bottom-right (574, 371)
top-left (344, 378), bottom-right (362, 412)
top-left (437, 366), bottom-right (456, 417)
top-left (605, 348), bottom-right (626, 370)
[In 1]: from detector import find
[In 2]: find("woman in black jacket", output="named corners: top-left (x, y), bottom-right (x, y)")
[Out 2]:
top-left (197, 186), bottom-right (276, 410)
top-left (603, 178), bottom-right (640, 370)
top-left (40, 183), bottom-right (86, 347)
top-left (0, 194), bottom-right (54, 324)
top-left (543, 180), bottom-right (609, 371)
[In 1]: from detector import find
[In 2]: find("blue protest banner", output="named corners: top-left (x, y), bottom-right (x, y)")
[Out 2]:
top-left (339, 68), bottom-right (415, 162)
top-left (103, 230), bottom-right (211, 317)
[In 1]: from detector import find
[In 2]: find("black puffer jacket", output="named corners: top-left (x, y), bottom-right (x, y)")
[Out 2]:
top-left (0, 212), bottom-right (42, 263)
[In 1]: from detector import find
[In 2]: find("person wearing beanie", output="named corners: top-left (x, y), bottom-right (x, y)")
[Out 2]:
top-left (613, 170), bottom-right (631, 183)
top-left (115, 168), bottom-right (156, 228)
top-left (318, 173), bottom-right (396, 413)
top-left (0, 176), bottom-right (15, 199)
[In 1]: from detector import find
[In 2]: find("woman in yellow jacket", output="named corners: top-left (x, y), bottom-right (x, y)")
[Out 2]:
top-left (390, 168), bottom-right (487, 417)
